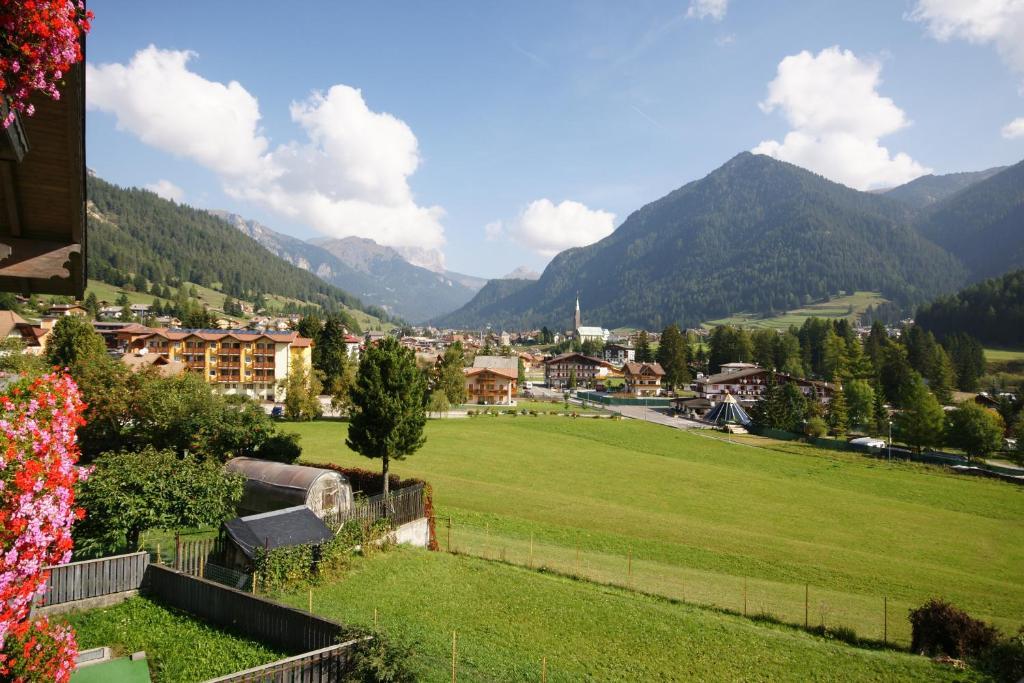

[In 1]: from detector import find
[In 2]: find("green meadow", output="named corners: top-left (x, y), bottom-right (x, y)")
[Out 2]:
top-left (291, 416), bottom-right (1024, 648)
top-left (702, 291), bottom-right (887, 330)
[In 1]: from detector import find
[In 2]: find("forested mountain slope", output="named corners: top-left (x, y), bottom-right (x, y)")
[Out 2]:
top-left (916, 269), bottom-right (1024, 348)
top-left (436, 153), bottom-right (967, 329)
top-left (87, 176), bottom-right (392, 321)
top-left (883, 167), bottom-right (1006, 209)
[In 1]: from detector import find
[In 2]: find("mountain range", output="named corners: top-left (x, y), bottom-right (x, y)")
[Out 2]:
top-left (437, 152), bottom-right (1023, 330)
top-left (212, 211), bottom-right (483, 322)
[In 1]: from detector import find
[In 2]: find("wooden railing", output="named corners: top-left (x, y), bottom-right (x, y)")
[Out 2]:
top-left (203, 640), bottom-right (365, 683)
top-left (322, 483), bottom-right (425, 530)
top-left (38, 551), bottom-right (149, 608)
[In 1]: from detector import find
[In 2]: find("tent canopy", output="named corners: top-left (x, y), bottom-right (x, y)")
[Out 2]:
top-left (704, 393), bottom-right (752, 427)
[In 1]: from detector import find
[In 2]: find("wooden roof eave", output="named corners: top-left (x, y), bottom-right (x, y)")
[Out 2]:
top-left (0, 44), bottom-right (87, 298)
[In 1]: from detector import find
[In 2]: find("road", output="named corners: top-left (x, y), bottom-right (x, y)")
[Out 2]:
top-left (606, 404), bottom-right (709, 430)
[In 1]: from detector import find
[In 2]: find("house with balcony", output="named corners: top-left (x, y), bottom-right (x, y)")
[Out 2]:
top-left (603, 343), bottom-right (635, 366)
top-left (128, 328), bottom-right (313, 401)
top-left (696, 365), bottom-right (834, 407)
top-left (463, 366), bottom-right (518, 405)
top-left (544, 352), bottom-right (613, 389)
top-left (622, 362), bottom-right (665, 397)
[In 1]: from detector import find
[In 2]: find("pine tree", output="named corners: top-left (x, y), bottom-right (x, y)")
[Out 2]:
top-left (83, 291), bottom-right (100, 320)
top-left (872, 380), bottom-right (889, 436)
top-left (926, 345), bottom-right (956, 405)
top-left (347, 337), bottom-right (427, 497)
top-left (826, 383), bottom-right (849, 436)
top-left (636, 331), bottom-right (653, 363)
top-left (517, 356), bottom-right (526, 388)
top-left (657, 324), bottom-right (691, 391)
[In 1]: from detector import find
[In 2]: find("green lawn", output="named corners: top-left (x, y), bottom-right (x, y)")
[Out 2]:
top-left (278, 548), bottom-right (976, 682)
top-left (65, 597), bottom-right (285, 683)
top-left (292, 417), bottom-right (1024, 647)
top-left (983, 348), bottom-right (1024, 363)
top-left (703, 291), bottom-right (887, 330)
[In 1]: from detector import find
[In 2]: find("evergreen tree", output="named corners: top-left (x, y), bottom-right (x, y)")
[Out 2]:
top-left (517, 356), bottom-right (526, 388)
top-left (826, 383), bottom-right (849, 436)
top-left (925, 345), bottom-right (956, 405)
top-left (295, 314), bottom-right (322, 341)
top-left (872, 380), bottom-right (889, 436)
top-left (346, 337), bottom-right (427, 497)
top-left (83, 291), bottom-right (100, 320)
top-left (778, 382), bottom-right (810, 432)
top-left (568, 368), bottom-right (578, 389)
top-left (943, 333), bottom-right (986, 391)
top-left (635, 331), bottom-right (653, 363)
top-left (314, 314), bottom-right (349, 387)
top-left (132, 272), bottom-right (147, 293)
top-left (433, 342), bottom-right (467, 405)
top-left (657, 324), bottom-right (691, 391)
top-left (879, 346), bottom-right (919, 407)
top-left (708, 325), bottom-right (752, 372)
top-left (894, 377), bottom-right (946, 453)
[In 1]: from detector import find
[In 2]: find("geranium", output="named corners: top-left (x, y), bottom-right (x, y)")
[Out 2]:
top-left (0, 0), bottom-right (93, 128)
top-left (0, 371), bottom-right (87, 682)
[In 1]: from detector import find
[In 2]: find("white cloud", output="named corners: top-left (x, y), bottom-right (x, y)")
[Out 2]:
top-left (687, 0), bottom-right (729, 21)
top-left (910, 0), bottom-right (1024, 74)
top-left (86, 46), bottom-right (445, 255)
top-left (512, 199), bottom-right (615, 257)
top-left (145, 179), bottom-right (184, 202)
top-left (1002, 116), bottom-right (1024, 138)
top-left (752, 46), bottom-right (930, 190)
top-left (484, 220), bottom-right (504, 241)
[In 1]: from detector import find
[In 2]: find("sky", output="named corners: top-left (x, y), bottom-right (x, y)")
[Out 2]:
top-left (84, 1), bottom-right (1024, 278)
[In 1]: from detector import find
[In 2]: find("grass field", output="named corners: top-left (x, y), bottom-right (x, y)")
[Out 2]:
top-left (292, 417), bottom-right (1024, 648)
top-left (277, 548), bottom-right (974, 682)
top-left (984, 348), bottom-right (1024, 363)
top-left (65, 597), bottom-right (284, 682)
top-left (703, 291), bottom-right (887, 330)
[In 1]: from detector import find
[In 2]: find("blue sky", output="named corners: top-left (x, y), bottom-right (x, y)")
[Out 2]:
top-left (85, 1), bottom-right (1024, 278)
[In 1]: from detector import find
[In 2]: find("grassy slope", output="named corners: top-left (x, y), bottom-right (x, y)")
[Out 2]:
top-left (65, 597), bottom-right (284, 682)
top-left (279, 548), bottom-right (974, 682)
top-left (292, 417), bottom-right (1023, 645)
top-left (703, 291), bottom-right (887, 330)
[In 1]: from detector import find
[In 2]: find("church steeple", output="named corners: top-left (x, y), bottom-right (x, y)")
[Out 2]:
top-left (574, 293), bottom-right (581, 330)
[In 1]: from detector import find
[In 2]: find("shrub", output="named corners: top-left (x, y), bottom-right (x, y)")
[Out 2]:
top-left (344, 632), bottom-right (416, 682)
top-left (976, 628), bottom-right (1024, 683)
top-left (258, 432), bottom-right (302, 463)
top-left (804, 416), bottom-right (828, 439)
top-left (909, 598), bottom-right (999, 658)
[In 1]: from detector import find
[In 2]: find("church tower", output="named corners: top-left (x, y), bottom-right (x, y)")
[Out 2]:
top-left (574, 294), bottom-right (582, 330)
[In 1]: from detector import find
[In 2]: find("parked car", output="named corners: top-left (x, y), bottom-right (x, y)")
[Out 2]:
top-left (848, 436), bottom-right (886, 449)
top-left (595, 383), bottom-right (607, 392)
top-left (270, 406), bottom-right (284, 419)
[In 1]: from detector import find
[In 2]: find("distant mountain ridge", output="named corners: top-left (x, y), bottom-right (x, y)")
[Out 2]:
top-left (436, 152), bottom-right (983, 330)
top-left (883, 167), bottom-right (1007, 209)
top-left (210, 212), bottom-right (482, 323)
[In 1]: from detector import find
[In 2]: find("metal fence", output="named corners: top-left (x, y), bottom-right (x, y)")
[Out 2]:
top-left (323, 483), bottom-right (425, 530)
top-left (37, 551), bottom-right (149, 609)
top-left (147, 563), bottom-right (345, 653)
top-left (203, 640), bottom-right (365, 683)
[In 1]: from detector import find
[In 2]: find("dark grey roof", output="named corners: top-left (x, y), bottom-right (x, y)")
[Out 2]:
top-left (222, 506), bottom-right (333, 559)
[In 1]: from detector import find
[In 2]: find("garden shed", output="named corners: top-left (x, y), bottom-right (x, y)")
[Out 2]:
top-left (225, 458), bottom-right (352, 520)
top-left (220, 506), bottom-right (334, 572)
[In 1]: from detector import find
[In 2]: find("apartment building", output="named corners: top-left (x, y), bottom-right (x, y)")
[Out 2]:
top-left (129, 328), bottom-right (313, 401)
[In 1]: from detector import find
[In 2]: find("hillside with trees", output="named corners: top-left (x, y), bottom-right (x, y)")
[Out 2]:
top-left (437, 153), bottom-right (968, 329)
top-left (915, 270), bottom-right (1024, 348)
top-left (87, 175), bottom-right (395, 324)
top-left (883, 167), bottom-right (1005, 209)
top-left (914, 159), bottom-right (1024, 280)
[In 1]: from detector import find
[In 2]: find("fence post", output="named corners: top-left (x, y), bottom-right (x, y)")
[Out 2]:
top-left (447, 517), bottom-right (452, 553)
top-left (541, 656), bottom-right (547, 683)
top-left (308, 589), bottom-right (313, 613)
top-left (883, 596), bottom-right (888, 645)
top-left (627, 548), bottom-right (632, 587)
top-left (451, 630), bottom-right (457, 683)
top-left (743, 578), bottom-right (747, 617)
top-left (156, 543), bottom-right (161, 565)
top-left (529, 533), bottom-right (534, 569)
top-left (174, 532), bottom-right (182, 571)
top-left (804, 584), bottom-right (809, 629)
top-left (575, 542), bottom-right (580, 576)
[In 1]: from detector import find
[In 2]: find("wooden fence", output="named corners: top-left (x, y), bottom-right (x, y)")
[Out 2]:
top-left (147, 564), bottom-right (344, 654)
top-left (203, 640), bottom-right (364, 683)
top-left (38, 552), bottom-right (148, 609)
top-left (323, 483), bottom-right (425, 530)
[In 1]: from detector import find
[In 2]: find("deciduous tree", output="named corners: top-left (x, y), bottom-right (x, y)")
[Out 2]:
top-left (945, 402), bottom-right (1005, 460)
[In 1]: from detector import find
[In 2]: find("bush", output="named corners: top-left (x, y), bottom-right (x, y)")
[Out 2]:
top-left (976, 628), bottom-right (1024, 683)
top-left (909, 598), bottom-right (999, 658)
top-left (258, 432), bottom-right (302, 463)
top-left (344, 632), bottom-right (416, 682)
top-left (804, 416), bottom-right (828, 439)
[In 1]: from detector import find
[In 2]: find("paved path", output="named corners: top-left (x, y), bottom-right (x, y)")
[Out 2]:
top-left (603, 404), bottom-right (709, 430)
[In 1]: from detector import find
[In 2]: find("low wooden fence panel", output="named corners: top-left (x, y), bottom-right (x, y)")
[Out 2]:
top-left (39, 551), bottom-right (148, 608)
top-left (147, 564), bottom-right (344, 654)
top-left (204, 641), bottom-right (363, 683)
top-left (323, 483), bottom-right (425, 530)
